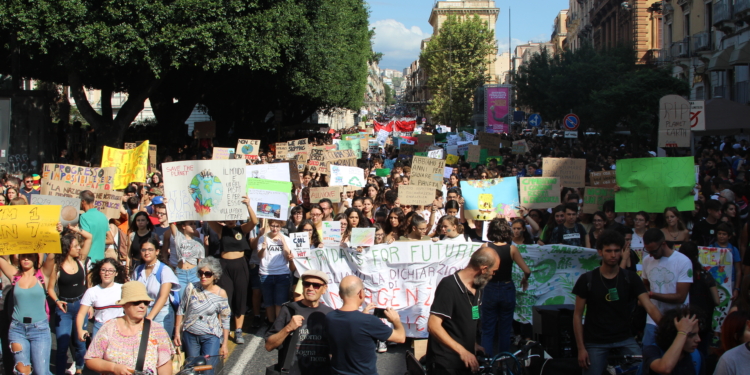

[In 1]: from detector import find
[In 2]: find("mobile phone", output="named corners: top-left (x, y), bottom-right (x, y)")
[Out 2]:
top-left (374, 308), bottom-right (386, 318)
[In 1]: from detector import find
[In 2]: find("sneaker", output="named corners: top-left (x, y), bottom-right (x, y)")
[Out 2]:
top-left (66, 362), bottom-right (76, 375)
top-left (251, 315), bottom-right (262, 328)
top-left (235, 330), bottom-right (245, 344)
top-left (377, 341), bottom-right (387, 353)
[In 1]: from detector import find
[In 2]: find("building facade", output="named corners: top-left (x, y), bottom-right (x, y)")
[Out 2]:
top-left (589, 0), bottom-right (663, 63)
top-left (552, 10), bottom-right (570, 53)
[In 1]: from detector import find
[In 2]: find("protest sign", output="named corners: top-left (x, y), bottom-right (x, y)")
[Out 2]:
top-left (427, 149), bottom-right (444, 160)
top-left (456, 141), bottom-right (471, 157)
top-left (292, 241), bottom-right (483, 337)
top-left (500, 140), bottom-right (511, 149)
top-left (477, 132), bottom-right (502, 155)
top-left (42, 164), bottom-right (116, 190)
top-left (321, 221), bottom-right (342, 247)
top-left (583, 187), bottom-right (615, 214)
top-left (162, 159), bottom-right (247, 223)
top-left (336, 139), bottom-right (361, 158)
top-left (246, 189), bottom-right (289, 219)
top-left (193, 121), bottom-right (216, 139)
top-left (376, 129), bottom-right (390, 146)
top-left (658, 95), bottom-right (690, 148)
top-left (398, 185), bottom-right (434, 206)
top-left (310, 186), bottom-right (341, 203)
top-left (460, 178), bottom-right (519, 220)
top-left (102, 141), bottom-right (150, 189)
top-left (375, 168), bottom-right (391, 177)
top-left (235, 139), bottom-right (261, 159)
top-left (589, 170), bottom-right (617, 187)
top-left (615, 157), bottom-right (694, 213)
top-left (247, 178), bottom-right (292, 201)
top-left (246, 164), bottom-right (290, 182)
top-left (0, 205), bottom-right (62, 255)
top-left (329, 166), bottom-right (365, 187)
top-left (272, 161), bottom-right (302, 189)
top-left (290, 233), bottom-right (312, 265)
top-left (324, 149), bottom-right (357, 173)
top-left (124, 142), bottom-right (136, 149)
top-left (415, 134), bottom-right (434, 152)
top-left (519, 177), bottom-right (560, 209)
top-left (39, 180), bottom-right (123, 219)
top-left (697, 247), bottom-right (733, 332)
top-left (411, 156), bottom-right (445, 191)
top-left (467, 145), bottom-right (481, 163)
top-left (542, 158), bottom-right (586, 187)
top-left (351, 228), bottom-right (375, 247)
top-left (288, 138), bottom-right (310, 161)
top-left (512, 140), bottom-right (527, 155)
top-left (211, 147), bottom-right (235, 160)
top-left (148, 144), bottom-right (157, 173)
top-left (307, 146), bottom-right (326, 173)
top-left (275, 142), bottom-right (288, 160)
top-left (399, 144), bottom-right (416, 155)
top-left (446, 154), bottom-right (459, 165)
top-left (443, 167), bottom-right (454, 179)
top-left (30, 195), bottom-right (81, 226)
top-left (460, 131), bottom-right (475, 142)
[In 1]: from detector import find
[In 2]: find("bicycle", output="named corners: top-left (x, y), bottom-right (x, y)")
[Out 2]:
top-left (175, 356), bottom-right (215, 375)
top-left (476, 341), bottom-right (543, 375)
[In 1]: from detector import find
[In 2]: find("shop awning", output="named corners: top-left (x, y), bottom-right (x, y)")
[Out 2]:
top-left (708, 45), bottom-right (735, 71)
top-left (729, 41), bottom-right (750, 65)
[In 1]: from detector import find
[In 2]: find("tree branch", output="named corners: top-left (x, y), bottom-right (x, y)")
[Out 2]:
top-left (68, 72), bottom-right (104, 128)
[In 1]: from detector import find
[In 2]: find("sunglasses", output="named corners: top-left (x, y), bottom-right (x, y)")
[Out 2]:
top-left (131, 300), bottom-right (150, 306)
top-left (198, 271), bottom-right (214, 278)
top-left (302, 281), bottom-right (325, 290)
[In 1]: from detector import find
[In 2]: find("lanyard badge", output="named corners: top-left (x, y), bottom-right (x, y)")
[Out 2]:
top-left (471, 305), bottom-right (479, 320)
top-left (606, 288), bottom-right (620, 302)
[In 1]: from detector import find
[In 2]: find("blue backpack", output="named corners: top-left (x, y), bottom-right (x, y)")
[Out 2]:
top-left (136, 262), bottom-right (180, 310)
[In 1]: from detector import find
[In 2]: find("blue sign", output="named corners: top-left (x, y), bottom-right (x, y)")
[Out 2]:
top-left (563, 114), bottom-right (580, 131)
top-left (528, 114), bottom-right (542, 127)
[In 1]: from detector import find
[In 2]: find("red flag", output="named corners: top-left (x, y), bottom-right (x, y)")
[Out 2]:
top-left (373, 121), bottom-right (392, 133)
top-left (400, 136), bottom-right (417, 144)
top-left (395, 120), bottom-right (416, 132)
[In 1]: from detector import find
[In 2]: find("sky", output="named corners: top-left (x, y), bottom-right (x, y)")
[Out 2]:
top-left (367, 0), bottom-right (569, 71)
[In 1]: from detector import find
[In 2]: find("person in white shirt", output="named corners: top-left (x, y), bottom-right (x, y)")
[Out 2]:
top-left (77, 258), bottom-right (126, 340)
top-left (438, 215), bottom-right (469, 243)
top-left (257, 219), bottom-right (294, 325)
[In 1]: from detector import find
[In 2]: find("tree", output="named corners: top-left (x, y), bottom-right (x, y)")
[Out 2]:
top-left (514, 44), bottom-right (689, 138)
top-left (420, 15), bottom-right (496, 128)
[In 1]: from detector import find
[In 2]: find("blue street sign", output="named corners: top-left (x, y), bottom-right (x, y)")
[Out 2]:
top-left (528, 114), bottom-right (542, 127)
top-left (563, 113), bottom-right (580, 131)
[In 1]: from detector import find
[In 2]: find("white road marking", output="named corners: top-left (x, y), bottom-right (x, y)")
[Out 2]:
top-left (228, 327), bottom-right (267, 375)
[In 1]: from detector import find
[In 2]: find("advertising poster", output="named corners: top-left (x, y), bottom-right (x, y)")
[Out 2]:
top-left (485, 86), bottom-right (510, 134)
top-left (460, 177), bottom-right (519, 220)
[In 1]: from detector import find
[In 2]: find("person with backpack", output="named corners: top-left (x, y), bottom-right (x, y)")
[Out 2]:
top-left (549, 203), bottom-right (588, 247)
top-left (0, 253), bottom-right (52, 375)
top-left (678, 242), bottom-right (719, 358)
top-left (573, 230), bottom-right (662, 375)
top-left (132, 237), bottom-right (180, 338)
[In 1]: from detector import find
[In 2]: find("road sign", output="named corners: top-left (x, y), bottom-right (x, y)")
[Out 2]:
top-left (563, 114), bottom-right (580, 131)
top-left (564, 131), bottom-right (578, 139)
top-left (528, 114), bottom-right (542, 127)
top-left (689, 100), bottom-right (705, 131)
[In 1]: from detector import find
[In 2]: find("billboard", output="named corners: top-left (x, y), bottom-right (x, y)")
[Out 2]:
top-left (485, 86), bottom-right (511, 134)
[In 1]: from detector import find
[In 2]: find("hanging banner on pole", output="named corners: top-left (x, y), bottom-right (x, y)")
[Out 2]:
top-left (485, 86), bottom-right (511, 134)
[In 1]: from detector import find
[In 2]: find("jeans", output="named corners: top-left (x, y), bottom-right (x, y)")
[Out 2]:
top-left (480, 281), bottom-right (516, 356)
top-left (583, 337), bottom-right (641, 375)
top-left (8, 319), bottom-right (52, 375)
top-left (54, 299), bottom-right (86, 375)
top-left (182, 331), bottom-right (221, 375)
top-left (176, 267), bottom-right (200, 300)
top-left (260, 274), bottom-right (290, 307)
top-left (642, 323), bottom-right (657, 348)
top-left (92, 321), bottom-right (103, 339)
top-left (148, 304), bottom-right (174, 338)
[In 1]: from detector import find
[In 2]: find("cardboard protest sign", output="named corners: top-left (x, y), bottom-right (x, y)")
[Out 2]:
top-left (124, 142), bottom-right (136, 149)
top-left (246, 189), bottom-right (289, 220)
top-left (542, 158), bottom-right (586, 187)
top-left (460, 178), bottom-right (519, 220)
top-left (512, 140), bottom-right (528, 155)
top-left (0, 205), bottom-right (62, 255)
top-left (287, 139), bottom-right (310, 161)
top-left (351, 228), bottom-right (375, 247)
top-left (39, 180), bottom-right (123, 219)
top-left (310, 186), bottom-right (342, 203)
top-left (583, 187), bottom-right (615, 214)
top-left (398, 185), bottom-right (434, 206)
top-left (589, 170), bottom-right (616, 187)
top-left (446, 154), bottom-right (460, 165)
top-left (415, 134), bottom-right (434, 152)
top-left (42, 164), bottom-right (116, 190)
top-left (477, 132), bottom-right (502, 155)
top-left (148, 144), bottom-right (157, 173)
top-left (321, 221), bottom-right (341, 248)
top-left (324, 150), bottom-right (357, 174)
top-left (519, 177), bottom-right (560, 209)
top-left (658, 95), bottom-right (690, 148)
top-left (101, 141), bottom-right (150, 189)
top-left (211, 147), bottom-right (235, 160)
top-left (615, 157), bottom-right (694, 213)
top-left (336, 139), bottom-right (361, 159)
top-left (329, 166), bottom-right (365, 187)
top-left (193, 121), bottom-right (216, 139)
top-left (162, 159), bottom-right (248, 222)
top-left (411, 156), bottom-right (445, 191)
top-left (467, 145), bottom-right (481, 163)
top-left (30, 195), bottom-right (81, 226)
top-left (399, 144), bottom-right (416, 155)
top-left (235, 139), bottom-right (261, 159)
top-left (308, 146), bottom-right (326, 173)
top-left (275, 142), bottom-right (289, 160)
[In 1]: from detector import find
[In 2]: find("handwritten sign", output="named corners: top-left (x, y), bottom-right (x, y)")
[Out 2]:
top-left (275, 142), bottom-right (289, 160)
top-left (478, 132), bottom-right (503, 155)
top-left (427, 148), bottom-right (444, 160)
top-left (291, 232), bottom-right (311, 259)
top-left (39, 180), bottom-right (123, 219)
top-left (589, 170), bottom-right (616, 187)
top-left (467, 145), bottom-right (481, 163)
top-left (193, 121), bottom-right (216, 139)
top-left (583, 187), bottom-right (615, 214)
top-left (542, 158), bottom-right (586, 187)
top-left (42, 164), bottom-right (116, 190)
top-left (658, 95), bottom-right (690, 148)
top-left (519, 177), bottom-right (561, 209)
top-left (148, 144), bottom-right (157, 173)
top-left (351, 228), bottom-right (375, 247)
top-left (287, 139), bottom-right (310, 161)
top-left (212, 147), bottom-right (235, 160)
top-left (102, 141), bottom-right (150, 189)
top-left (30, 195), bottom-right (81, 226)
top-left (411, 156), bottom-right (445, 191)
top-left (246, 164), bottom-right (290, 182)
top-left (398, 185), bottom-right (434, 206)
top-left (322, 221), bottom-right (341, 248)
top-left (324, 149), bottom-right (357, 173)
top-left (512, 140), bottom-right (528, 155)
top-left (0, 205), bottom-right (62, 255)
top-left (162, 159), bottom-right (248, 223)
top-left (446, 154), bottom-right (460, 165)
top-left (329, 166), bottom-right (365, 187)
top-left (236, 139), bottom-right (261, 159)
top-left (308, 146), bottom-right (326, 173)
top-left (310, 186), bottom-right (341, 203)
top-left (124, 142), bottom-right (136, 149)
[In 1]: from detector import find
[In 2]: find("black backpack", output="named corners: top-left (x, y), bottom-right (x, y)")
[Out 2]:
top-left (689, 269), bottom-right (716, 317)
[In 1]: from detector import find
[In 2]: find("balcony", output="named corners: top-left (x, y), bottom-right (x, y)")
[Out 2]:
top-left (713, 0), bottom-right (733, 25)
top-left (736, 0), bottom-right (750, 15)
top-left (643, 49), bottom-right (670, 65)
top-left (671, 40), bottom-right (690, 59)
top-left (693, 32), bottom-right (711, 53)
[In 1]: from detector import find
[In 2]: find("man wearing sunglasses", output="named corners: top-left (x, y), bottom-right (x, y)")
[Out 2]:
top-left (19, 173), bottom-right (38, 202)
top-left (265, 270), bottom-right (333, 375)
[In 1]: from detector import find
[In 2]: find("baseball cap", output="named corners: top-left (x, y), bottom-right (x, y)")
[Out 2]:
top-left (301, 270), bottom-right (329, 285)
top-left (151, 196), bottom-right (165, 205)
top-left (148, 187), bottom-right (163, 195)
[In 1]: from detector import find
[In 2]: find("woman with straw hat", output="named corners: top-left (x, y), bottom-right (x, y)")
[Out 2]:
top-left (84, 281), bottom-right (174, 375)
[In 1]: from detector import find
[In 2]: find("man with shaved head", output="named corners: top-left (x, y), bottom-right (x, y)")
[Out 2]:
top-left (426, 247), bottom-right (500, 375)
top-left (325, 275), bottom-right (405, 375)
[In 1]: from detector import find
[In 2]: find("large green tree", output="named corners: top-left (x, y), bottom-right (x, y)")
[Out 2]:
top-left (514, 44), bottom-right (689, 136)
top-left (420, 15), bottom-right (496, 128)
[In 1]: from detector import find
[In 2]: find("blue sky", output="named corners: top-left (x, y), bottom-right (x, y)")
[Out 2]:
top-left (368, 0), bottom-right (569, 71)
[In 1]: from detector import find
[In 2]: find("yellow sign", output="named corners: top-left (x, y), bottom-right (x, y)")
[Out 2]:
top-left (0, 205), bottom-right (62, 255)
top-left (446, 154), bottom-right (460, 165)
top-left (102, 141), bottom-right (150, 189)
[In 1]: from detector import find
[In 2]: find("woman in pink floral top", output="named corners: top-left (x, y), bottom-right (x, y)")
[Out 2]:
top-left (85, 281), bottom-right (174, 375)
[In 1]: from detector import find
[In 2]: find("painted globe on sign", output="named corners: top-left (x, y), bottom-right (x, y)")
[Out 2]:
top-left (189, 171), bottom-right (224, 215)
top-left (241, 144), bottom-right (253, 155)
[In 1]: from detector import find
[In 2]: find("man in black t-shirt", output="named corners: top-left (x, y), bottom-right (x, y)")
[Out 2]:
top-left (426, 247), bottom-right (500, 375)
top-left (572, 230), bottom-right (662, 375)
top-left (691, 199), bottom-right (722, 246)
top-left (265, 270), bottom-right (333, 375)
top-left (550, 203), bottom-right (587, 247)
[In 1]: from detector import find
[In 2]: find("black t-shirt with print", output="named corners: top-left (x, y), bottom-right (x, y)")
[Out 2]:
top-left (265, 300), bottom-right (333, 375)
top-left (550, 223), bottom-right (587, 247)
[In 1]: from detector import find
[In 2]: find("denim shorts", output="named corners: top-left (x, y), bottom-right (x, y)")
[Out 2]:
top-left (260, 274), bottom-right (290, 307)
top-left (249, 263), bottom-right (261, 290)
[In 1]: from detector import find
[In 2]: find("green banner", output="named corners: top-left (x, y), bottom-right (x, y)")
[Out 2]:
top-left (337, 139), bottom-right (361, 159)
top-left (247, 178), bottom-right (293, 200)
top-left (615, 157), bottom-right (694, 213)
top-left (375, 168), bottom-right (391, 177)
